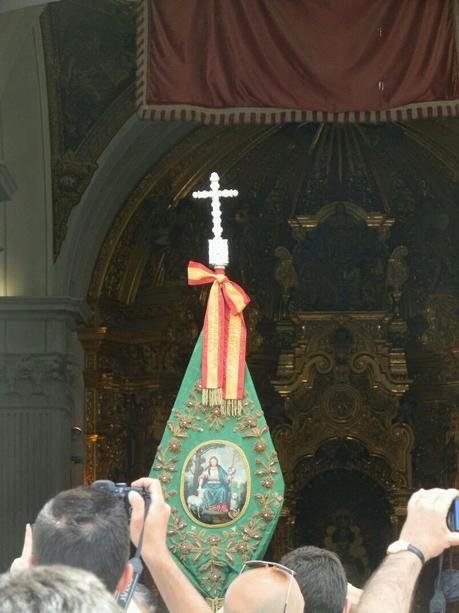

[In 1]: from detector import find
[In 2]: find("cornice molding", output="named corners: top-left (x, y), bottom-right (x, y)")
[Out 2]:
top-left (0, 296), bottom-right (90, 323)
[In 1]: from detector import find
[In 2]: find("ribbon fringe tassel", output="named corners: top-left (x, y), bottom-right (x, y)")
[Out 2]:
top-left (222, 398), bottom-right (243, 416)
top-left (202, 387), bottom-right (223, 407)
top-left (202, 387), bottom-right (243, 416)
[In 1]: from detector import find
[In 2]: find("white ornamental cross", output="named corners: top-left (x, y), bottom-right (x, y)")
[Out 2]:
top-left (192, 172), bottom-right (238, 268)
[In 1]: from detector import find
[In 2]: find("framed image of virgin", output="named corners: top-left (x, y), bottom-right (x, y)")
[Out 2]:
top-left (181, 440), bottom-right (250, 527)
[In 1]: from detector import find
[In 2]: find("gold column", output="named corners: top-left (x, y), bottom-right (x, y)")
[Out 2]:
top-left (78, 327), bottom-right (108, 484)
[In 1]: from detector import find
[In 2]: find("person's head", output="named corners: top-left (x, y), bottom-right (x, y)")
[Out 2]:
top-left (209, 457), bottom-right (218, 467)
top-left (129, 582), bottom-right (158, 613)
top-left (32, 486), bottom-right (132, 593)
top-left (0, 564), bottom-right (120, 613)
top-left (280, 546), bottom-right (350, 613)
top-left (224, 564), bottom-right (304, 613)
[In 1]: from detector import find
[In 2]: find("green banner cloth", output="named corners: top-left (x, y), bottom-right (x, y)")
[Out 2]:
top-left (150, 333), bottom-right (284, 608)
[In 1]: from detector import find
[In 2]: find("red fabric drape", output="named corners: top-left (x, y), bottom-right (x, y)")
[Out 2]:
top-left (137, 0), bottom-right (459, 123)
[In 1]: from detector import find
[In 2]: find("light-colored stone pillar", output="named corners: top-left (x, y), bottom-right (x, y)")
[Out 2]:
top-left (0, 297), bottom-right (87, 570)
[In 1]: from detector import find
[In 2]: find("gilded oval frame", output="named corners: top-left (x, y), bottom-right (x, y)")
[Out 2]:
top-left (180, 439), bottom-right (251, 528)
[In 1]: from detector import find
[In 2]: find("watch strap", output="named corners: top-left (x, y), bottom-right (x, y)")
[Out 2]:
top-left (387, 540), bottom-right (425, 566)
top-left (406, 544), bottom-right (426, 566)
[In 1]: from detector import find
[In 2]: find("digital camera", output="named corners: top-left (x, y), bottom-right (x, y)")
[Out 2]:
top-left (91, 480), bottom-right (150, 516)
top-left (447, 497), bottom-right (459, 532)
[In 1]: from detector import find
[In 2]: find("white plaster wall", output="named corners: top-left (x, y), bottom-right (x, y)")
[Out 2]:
top-left (0, 6), bottom-right (49, 99)
top-left (0, 6), bottom-right (79, 571)
top-left (0, 6), bottom-right (52, 297)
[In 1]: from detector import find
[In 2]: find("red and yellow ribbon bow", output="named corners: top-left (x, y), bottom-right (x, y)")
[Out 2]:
top-left (188, 261), bottom-right (250, 411)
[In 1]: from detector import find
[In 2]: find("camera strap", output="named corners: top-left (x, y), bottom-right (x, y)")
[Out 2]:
top-left (116, 496), bottom-right (152, 610)
top-left (430, 554), bottom-right (447, 613)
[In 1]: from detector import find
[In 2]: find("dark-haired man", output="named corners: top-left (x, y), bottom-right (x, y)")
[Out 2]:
top-left (32, 486), bottom-right (132, 593)
top-left (11, 477), bottom-right (212, 613)
top-left (280, 546), bottom-right (355, 613)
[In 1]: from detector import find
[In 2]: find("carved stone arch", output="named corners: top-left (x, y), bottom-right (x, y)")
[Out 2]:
top-left (292, 437), bottom-right (401, 495)
top-left (293, 466), bottom-right (393, 585)
top-left (272, 383), bottom-right (413, 491)
top-left (270, 433), bottom-right (410, 562)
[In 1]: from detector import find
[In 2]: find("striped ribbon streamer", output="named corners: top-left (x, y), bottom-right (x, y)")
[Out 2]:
top-left (187, 261), bottom-right (250, 413)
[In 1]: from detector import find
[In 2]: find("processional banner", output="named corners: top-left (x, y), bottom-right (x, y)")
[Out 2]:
top-left (150, 174), bottom-right (284, 610)
top-left (137, 0), bottom-right (459, 124)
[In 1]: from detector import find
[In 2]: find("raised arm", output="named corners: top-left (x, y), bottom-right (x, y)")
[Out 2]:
top-left (129, 477), bottom-right (212, 613)
top-left (357, 488), bottom-right (459, 613)
top-left (357, 552), bottom-right (421, 613)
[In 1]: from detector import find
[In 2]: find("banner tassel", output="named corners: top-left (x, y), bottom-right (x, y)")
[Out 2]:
top-left (202, 387), bottom-right (223, 407)
top-left (222, 399), bottom-right (243, 416)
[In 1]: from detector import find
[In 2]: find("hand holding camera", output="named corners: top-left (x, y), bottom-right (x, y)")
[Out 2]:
top-left (91, 480), bottom-right (150, 518)
top-left (128, 478), bottom-right (171, 552)
top-left (399, 488), bottom-right (459, 563)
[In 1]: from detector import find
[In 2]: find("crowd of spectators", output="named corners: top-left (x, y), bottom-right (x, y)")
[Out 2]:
top-left (3, 477), bottom-right (459, 612)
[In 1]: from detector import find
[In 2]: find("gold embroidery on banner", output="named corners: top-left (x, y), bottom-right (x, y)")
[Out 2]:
top-left (151, 381), bottom-right (283, 599)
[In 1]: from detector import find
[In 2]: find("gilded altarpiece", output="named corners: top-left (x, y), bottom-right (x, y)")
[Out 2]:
top-left (38, 3), bottom-right (459, 603)
top-left (78, 123), bottom-right (459, 609)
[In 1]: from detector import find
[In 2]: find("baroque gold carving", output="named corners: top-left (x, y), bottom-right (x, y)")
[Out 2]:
top-left (289, 201), bottom-right (395, 233)
top-left (273, 313), bottom-right (410, 397)
top-left (271, 311), bottom-right (413, 507)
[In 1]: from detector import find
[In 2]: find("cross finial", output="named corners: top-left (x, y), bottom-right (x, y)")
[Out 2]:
top-left (192, 172), bottom-right (238, 268)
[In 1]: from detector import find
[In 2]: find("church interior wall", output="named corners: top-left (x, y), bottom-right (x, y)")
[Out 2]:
top-left (0, 6), bottom-right (51, 297)
top-left (0, 5), bottom-right (84, 570)
top-left (0, 3), bottom-right (199, 570)
top-left (0, 6), bottom-right (459, 610)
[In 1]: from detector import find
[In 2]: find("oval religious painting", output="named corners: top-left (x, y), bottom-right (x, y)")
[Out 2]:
top-left (181, 440), bottom-right (250, 527)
